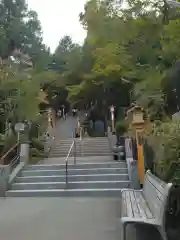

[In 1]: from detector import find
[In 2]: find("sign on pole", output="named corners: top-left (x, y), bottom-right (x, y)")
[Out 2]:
top-left (15, 123), bottom-right (25, 132)
top-left (15, 122), bottom-right (25, 141)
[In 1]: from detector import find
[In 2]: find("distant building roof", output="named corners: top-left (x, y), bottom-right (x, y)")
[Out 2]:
top-left (126, 105), bottom-right (143, 115)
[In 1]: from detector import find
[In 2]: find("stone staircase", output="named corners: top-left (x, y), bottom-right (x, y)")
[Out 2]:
top-left (49, 137), bottom-right (112, 157)
top-left (6, 161), bottom-right (130, 197)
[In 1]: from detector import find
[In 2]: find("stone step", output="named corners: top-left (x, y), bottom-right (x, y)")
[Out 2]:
top-left (6, 188), bottom-right (122, 197)
top-left (49, 152), bottom-right (112, 157)
top-left (56, 137), bottom-right (109, 141)
top-left (54, 140), bottom-right (109, 143)
top-left (49, 155), bottom-right (112, 158)
top-left (51, 147), bottom-right (110, 151)
top-left (50, 147), bottom-right (111, 151)
top-left (53, 142), bottom-right (110, 146)
top-left (16, 173), bottom-right (129, 183)
top-left (49, 155), bottom-right (113, 158)
top-left (11, 180), bottom-right (130, 190)
top-left (40, 156), bottom-right (114, 164)
top-left (49, 151), bottom-right (112, 156)
top-left (24, 161), bottom-right (126, 170)
top-left (20, 167), bottom-right (128, 176)
top-left (51, 146), bottom-right (110, 150)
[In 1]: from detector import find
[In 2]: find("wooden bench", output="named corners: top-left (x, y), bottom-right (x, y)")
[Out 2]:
top-left (120, 170), bottom-right (173, 240)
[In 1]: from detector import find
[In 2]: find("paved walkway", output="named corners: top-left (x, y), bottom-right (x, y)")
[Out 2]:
top-left (44, 115), bottom-right (79, 154)
top-left (54, 113), bottom-right (85, 139)
top-left (54, 116), bottom-right (78, 139)
top-left (0, 198), bottom-right (161, 240)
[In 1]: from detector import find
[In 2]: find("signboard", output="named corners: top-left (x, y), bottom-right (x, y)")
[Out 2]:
top-left (15, 123), bottom-right (25, 132)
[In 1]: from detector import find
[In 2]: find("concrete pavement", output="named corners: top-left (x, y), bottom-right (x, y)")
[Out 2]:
top-left (0, 197), bottom-right (161, 240)
top-left (55, 113), bottom-right (85, 140)
top-left (54, 116), bottom-right (78, 139)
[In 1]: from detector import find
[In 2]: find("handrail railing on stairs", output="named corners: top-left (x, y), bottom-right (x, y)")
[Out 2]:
top-left (79, 126), bottom-right (83, 156)
top-left (65, 139), bottom-right (76, 188)
top-left (0, 142), bottom-right (20, 173)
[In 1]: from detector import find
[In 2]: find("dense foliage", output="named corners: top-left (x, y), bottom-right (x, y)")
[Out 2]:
top-left (2, 0), bottom-right (180, 127)
top-left (1, 0), bottom-right (180, 178)
top-left (43, 0), bottom-right (180, 122)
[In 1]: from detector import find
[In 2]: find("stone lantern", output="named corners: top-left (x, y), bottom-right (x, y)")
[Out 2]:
top-left (131, 105), bottom-right (145, 130)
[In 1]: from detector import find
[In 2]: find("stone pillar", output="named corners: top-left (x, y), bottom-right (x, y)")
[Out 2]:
top-left (125, 138), bottom-right (140, 189)
top-left (0, 165), bottom-right (10, 197)
top-left (20, 143), bottom-right (30, 164)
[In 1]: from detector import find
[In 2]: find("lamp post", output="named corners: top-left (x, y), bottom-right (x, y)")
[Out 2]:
top-left (110, 105), bottom-right (115, 134)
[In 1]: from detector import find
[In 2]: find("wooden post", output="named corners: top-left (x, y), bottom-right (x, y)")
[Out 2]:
top-left (136, 130), bottom-right (145, 185)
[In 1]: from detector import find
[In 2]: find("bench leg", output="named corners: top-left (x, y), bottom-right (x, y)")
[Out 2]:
top-left (121, 221), bottom-right (127, 240)
top-left (158, 228), bottom-right (168, 240)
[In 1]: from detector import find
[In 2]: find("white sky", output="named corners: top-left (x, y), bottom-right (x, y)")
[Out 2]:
top-left (26, 0), bottom-right (87, 52)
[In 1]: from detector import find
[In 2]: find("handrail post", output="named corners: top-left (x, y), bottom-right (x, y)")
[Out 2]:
top-left (74, 141), bottom-right (76, 164)
top-left (65, 139), bottom-right (76, 189)
top-left (80, 127), bottom-right (82, 141)
top-left (65, 160), bottom-right (68, 188)
top-left (80, 127), bottom-right (84, 156)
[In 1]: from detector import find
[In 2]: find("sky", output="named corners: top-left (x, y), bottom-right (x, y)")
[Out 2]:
top-left (26, 0), bottom-right (87, 52)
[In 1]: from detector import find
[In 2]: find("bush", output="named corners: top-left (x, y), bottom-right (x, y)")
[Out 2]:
top-left (29, 147), bottom-right (47, 164)
top-left (116, 121), bottom-right (128, 135)
top-left (150, 119), bottom-right (180, 184)
top-left (0, 133), bottom-right (5, 142)
top-left (30, 148), bottom-right (44, 157)
top-left (31, 138), bottom-right (44, 152)
top-left (29, 122), bottom-right (39, 139)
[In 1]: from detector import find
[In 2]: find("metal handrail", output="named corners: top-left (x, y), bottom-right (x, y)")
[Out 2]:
top-left (79, 126), bottom-right (84, 156)
top-left (9, 154), bottom-right (20, 173)
top-left (0, 142), bottom-right (20, 165)
top-left (65, 140), bottom-right (76, 188)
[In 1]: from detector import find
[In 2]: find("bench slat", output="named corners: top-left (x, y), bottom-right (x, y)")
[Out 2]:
top-left (129, 191), bottom-right (141, 218)
top-left (125, 191), bottom-right (134, 218)
top-left (143, 173), bottom-right (167, 220)
top-left (135, 191), bottom-right (154, 219)
top-left (121, 191), bottom-right (127, 217)
top-left (144, 184), bottom-right (163, 219)
top-left (145, 171), bottom-right (168, 196)
top-left (122, 190), bottom-right (154, 219)
top-left (122, 191), bottom-right (134, 218)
